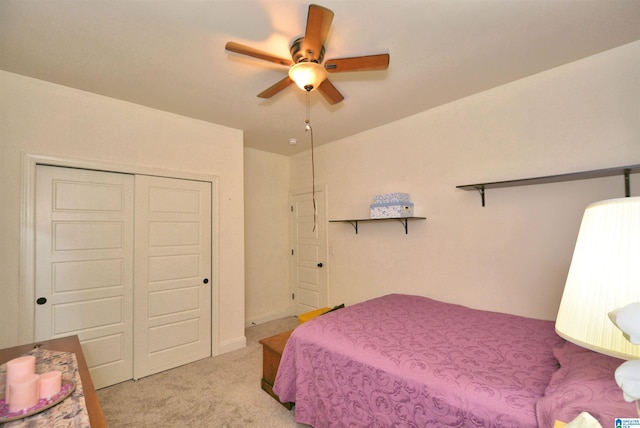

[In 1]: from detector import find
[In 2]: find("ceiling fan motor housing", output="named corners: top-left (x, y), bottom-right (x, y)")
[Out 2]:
top-left (290, 37), bottom-right (325, 64)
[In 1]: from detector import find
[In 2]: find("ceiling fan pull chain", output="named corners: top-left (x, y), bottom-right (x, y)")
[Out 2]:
top-left (305, 91), bottom-right (317, 233)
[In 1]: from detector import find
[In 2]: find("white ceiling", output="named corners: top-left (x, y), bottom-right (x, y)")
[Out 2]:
top-left (2, 0), bottom-right (639, 155)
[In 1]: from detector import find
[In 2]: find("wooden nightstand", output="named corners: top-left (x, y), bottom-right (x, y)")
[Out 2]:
top-left (259, 329), bottom-right (294, 409)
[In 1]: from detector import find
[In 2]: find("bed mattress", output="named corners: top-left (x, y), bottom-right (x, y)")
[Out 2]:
top-left (274, 294), bottom-right (565, 427)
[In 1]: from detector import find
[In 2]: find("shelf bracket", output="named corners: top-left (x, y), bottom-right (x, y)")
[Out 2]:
top-left (396, 218), bottom-right (409, 234)
top-left (475, 185), bottom-right (486, 207)
top-left (624, 168), bottom-right (631, 197)
top-left (347, 220), bottom-right (359, 234)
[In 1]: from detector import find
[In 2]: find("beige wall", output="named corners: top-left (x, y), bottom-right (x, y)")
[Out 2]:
top-left (290, 41), bottom-right (640, 320)
top-left (243, 148), bottom-right (291, 325)
top-left (0, 72), bottom-right (246, 352)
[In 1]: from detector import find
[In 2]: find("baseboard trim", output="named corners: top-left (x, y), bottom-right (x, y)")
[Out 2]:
top-left (217, 335), bottom-right (247, 355)
top-left (245, 310), bottom-right (294, 328)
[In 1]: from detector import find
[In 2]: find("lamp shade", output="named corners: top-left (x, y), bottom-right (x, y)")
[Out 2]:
top-left (288, 62), bottom-right (327, 91)
top-left (556, 196), bottom-right (640, 360)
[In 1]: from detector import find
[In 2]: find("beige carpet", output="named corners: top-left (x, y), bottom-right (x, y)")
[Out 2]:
top-left (96, 316), bottom-right (308, 427)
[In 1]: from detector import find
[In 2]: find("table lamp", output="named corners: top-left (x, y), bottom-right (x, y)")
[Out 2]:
top-left (555, 196), bottom-right (640, 415)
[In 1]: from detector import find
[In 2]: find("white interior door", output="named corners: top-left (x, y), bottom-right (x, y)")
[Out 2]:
top-left (291, 190), bottom-right (327, 315)
top-left (35, 165), bottom-right (134, 389)
top-left (134, 175), bottom-right (212, 379)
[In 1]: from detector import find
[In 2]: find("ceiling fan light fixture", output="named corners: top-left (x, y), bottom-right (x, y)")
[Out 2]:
top-left (288, 62), bottom-right (327, 92)
top-left (225, 4), bottom-right (386, 104)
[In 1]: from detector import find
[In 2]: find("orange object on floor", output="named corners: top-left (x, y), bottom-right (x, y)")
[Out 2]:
top-left (298, 307), bottom-right (331, 323)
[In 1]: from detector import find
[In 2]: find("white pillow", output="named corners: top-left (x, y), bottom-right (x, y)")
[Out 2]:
top-left (566, 412), bottom-right (602, 428)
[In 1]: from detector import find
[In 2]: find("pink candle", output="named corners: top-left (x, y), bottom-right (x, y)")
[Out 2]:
top-left (38, 371), bottom-right (62, 399)
top-left (5, 355), bottom-right (36, 404)
top-left (8, 374), bottom-right (40, 413)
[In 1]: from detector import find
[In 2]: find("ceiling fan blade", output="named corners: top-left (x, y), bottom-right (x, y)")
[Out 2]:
top-left (325, 54), bottom-right (390, 73)
top-left (317, 79), bottom-right (344, 105)
top-left (257, 76), bottom-right (294, 99)
top-left (225, 41), bottom-right (293, 67)
top-left (302, 4), bottom-right (334, 62)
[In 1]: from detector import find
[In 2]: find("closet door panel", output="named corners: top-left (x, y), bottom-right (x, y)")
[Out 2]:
top-left (35, 165), bottom-right (134, 389)
top-left (134, 175), bottom-right (212, 379)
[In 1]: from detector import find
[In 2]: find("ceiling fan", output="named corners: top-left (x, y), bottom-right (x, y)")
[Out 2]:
top-left (225, 3), bottom-right (390, 105)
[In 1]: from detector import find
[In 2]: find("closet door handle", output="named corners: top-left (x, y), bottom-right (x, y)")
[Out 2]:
top-left (36, 297), bottom-right (47, 305)
top-left (203, 278), bottom-right (209, 284)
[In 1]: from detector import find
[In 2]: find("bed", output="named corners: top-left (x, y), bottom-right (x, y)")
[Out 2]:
top-left (273, 294), bottom-right (637, 427)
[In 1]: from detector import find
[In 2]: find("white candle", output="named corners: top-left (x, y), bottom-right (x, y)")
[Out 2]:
top-left (8, 374), bottom-right (40, 413)
top-left (5, 355), bottom-right (36, 404)
top-left (38, 371), bottom-right (62, 399)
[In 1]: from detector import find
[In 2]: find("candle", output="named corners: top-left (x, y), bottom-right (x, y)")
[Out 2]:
top-left (38, 371), bottom-right (62, 399)
top-left (5, 355), bottom-right (36, 403)
top-left (8, 374), bottom-right (40, 413)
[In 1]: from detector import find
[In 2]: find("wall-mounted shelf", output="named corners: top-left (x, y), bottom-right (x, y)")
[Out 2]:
top-left (329, 217), bottom-right (426, 234)
top-left (457, 164), bottom-right (640, 206)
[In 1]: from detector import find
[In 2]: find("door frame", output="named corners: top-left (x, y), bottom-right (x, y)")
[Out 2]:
top-left (289, 184), bottom-right (330, 314)
top-left (19, 153), bottom-right (220, 355)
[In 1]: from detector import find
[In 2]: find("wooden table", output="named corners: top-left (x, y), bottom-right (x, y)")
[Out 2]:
top-left (0, 335), bottom-right (106, 428)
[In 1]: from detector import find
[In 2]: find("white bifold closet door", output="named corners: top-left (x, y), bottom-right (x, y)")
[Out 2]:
top-left (35, 165), bottom-right (211, 389)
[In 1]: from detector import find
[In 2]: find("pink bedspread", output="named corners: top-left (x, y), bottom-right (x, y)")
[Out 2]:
top-left (274, 294), bottom-right (565, 427)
